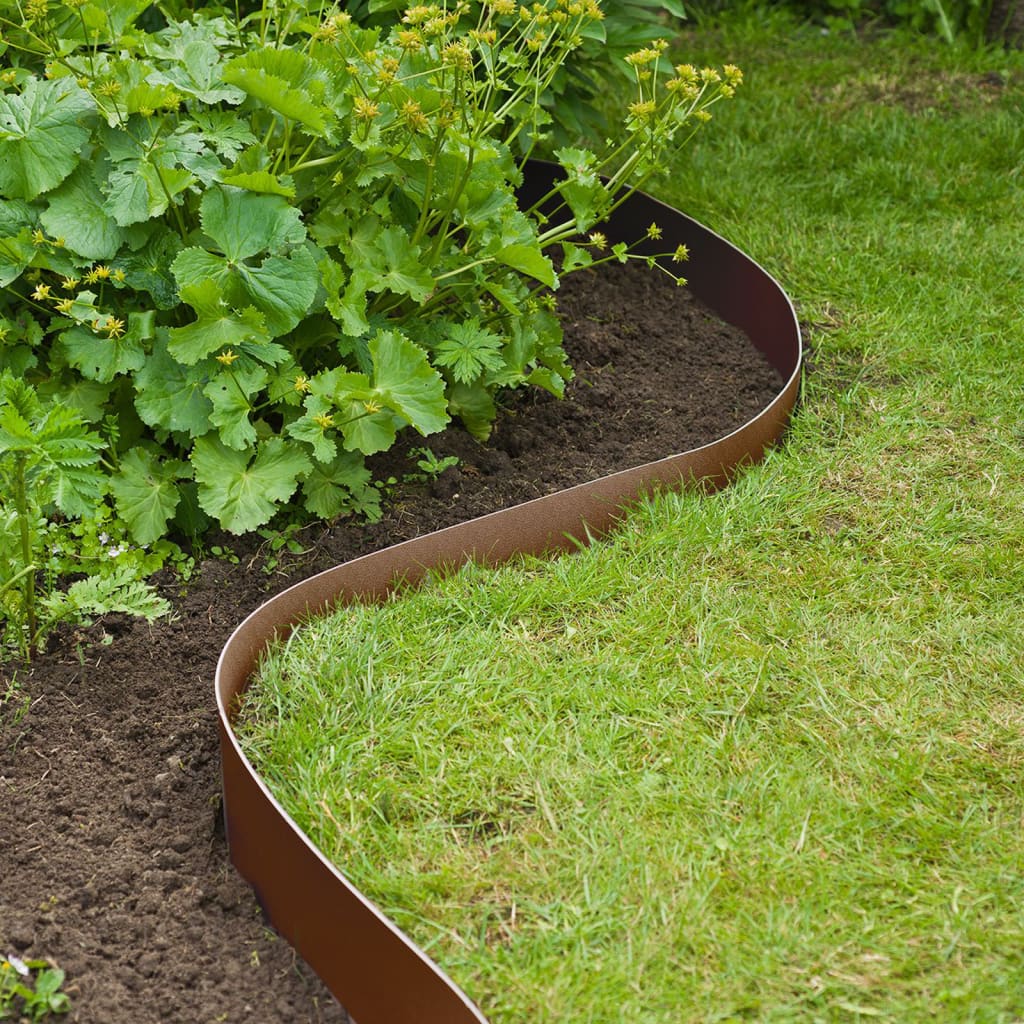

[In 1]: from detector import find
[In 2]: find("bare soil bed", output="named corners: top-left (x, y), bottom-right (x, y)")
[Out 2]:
top-left (0, 260), bottom-right (784, 1024)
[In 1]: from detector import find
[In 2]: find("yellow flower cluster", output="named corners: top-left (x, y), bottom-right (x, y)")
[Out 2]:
top-left (401, 98), bottom-right (429, 133)
top-left (29, 266), bottom-right (130, 338)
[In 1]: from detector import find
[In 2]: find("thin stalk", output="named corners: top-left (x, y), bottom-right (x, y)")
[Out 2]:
top-left (12, 455), bottom-right (36, 659)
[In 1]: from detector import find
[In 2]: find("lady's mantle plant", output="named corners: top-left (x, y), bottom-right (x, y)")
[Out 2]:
top-left (0, 0), bottom-right (739, 541)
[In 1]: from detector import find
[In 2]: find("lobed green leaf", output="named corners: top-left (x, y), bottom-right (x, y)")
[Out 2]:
top-left (192, 435), bottom-right (311, 534)
top-left (0, 79), bottom-right (94, 201)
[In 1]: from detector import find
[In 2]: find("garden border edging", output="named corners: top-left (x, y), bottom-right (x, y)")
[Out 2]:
top-left (215, 162), bottom-right (802, 1024)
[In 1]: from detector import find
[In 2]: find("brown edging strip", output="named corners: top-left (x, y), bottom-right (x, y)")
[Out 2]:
top-left (216, 163), bottom-right (802, 1024)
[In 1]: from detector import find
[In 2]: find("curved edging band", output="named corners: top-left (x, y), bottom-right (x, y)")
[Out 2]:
top-left (216, 163), bottom-right (802, 1024)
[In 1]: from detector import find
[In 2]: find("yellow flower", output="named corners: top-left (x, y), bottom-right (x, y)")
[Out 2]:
top-left (112, 268), bottom-right (126, 283)
top-left (588, 231), bottom-right (607, 250)
top-left (294, 375), bottom-right (311, 394)
top-left (362, 399), bottom-right (382, 414)
top-left (625, 48), bottom-right (658, 67)
top-left (31, 229), bottom-right (46, 246)
top-left (353, 96), bottom-right (380, 121)
top-left (628, 100), bottom-right (657, 122)
top-left (55, 298), bottom-right (75, 315)
top-left (101, 316), bottom-right (126, 339)
top-left (313, 20), bottom-right (339, 41)
top-left (402, 4), bottom-right (432, 23)
top-left (672, 243), bottom-right (689, 263)
top-left (646, 222), bottom-right (662, 240)
top-left (85, 265), bottom-right (111, 284)
top-left (31, 283), bottom-right (52, 301)
top-left (397, 27), bottom-right (424, 49)
top-left (62, 276), bottom-right (80, 291)
top-left (216, 349), bottom-right (240, 366)
top-left (401, 98), bottom-right (429, 133)
top-left (443, 41), bottom-right (473, 71)
top-left (313, 412), bottom-right (335, 429)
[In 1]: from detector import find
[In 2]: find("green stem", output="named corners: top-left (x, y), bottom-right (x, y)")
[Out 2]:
top-left (289, 152), bottom-right (345, 174)
top-left (13, 455), bottom-right (36, 659)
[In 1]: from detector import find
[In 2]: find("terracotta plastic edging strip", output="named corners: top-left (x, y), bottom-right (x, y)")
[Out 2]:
top-left (216, 161), bottom-right (802, 1024)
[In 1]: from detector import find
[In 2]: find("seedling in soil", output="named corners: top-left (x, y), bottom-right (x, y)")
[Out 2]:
top-left (0, 955), bottom-right (70, 1021)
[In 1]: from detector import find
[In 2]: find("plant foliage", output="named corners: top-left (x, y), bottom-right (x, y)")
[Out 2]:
top-left (0, 0), bottom-right (736, 550)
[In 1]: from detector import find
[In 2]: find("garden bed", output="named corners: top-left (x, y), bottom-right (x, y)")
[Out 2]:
top-left (0, 258), bottom-right (785, 1024)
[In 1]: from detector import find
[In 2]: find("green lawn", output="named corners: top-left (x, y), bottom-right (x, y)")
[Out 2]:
top-left (237, 12), bottom-right (1024, 1023)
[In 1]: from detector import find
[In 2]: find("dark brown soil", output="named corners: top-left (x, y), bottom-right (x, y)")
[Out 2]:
top-left (0, 261), bottom-right (784, 1024)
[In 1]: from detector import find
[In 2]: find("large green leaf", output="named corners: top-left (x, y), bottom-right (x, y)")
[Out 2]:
top-left (109, 448), bottom-right (185, 545)
top-left (223, 49), bottom-right (330, 135)
top-left (301, 451), bottom-right (378, 520)
top-left (170, 247), bottom-right (231, 291)
top-left (0, 78), bottom-right (94, 200)
top-left (111, 231), bottom-right (182, 309)
top-left (103, 161), bottom-right (193, 227)
top-left (172, 242), bottom-right (317, 338)
top-left (203, 361), bottom-right (268, 450)
top-left (49, 0), bottom-right (151, 44)
top-left (369, 330), bottom-right (449, 436)
top-left (0, 228), bottom-right (34, 288)
top-left (192, 436), bottom-right (310, 534)
top-left (219, 169), bottom-right (296, 198)
top-left (57, 312), bottom-right (151, 383)
top-left (133, 336), bottom-right (214, 436)
top-left (200, 186), bottom-right (305, 262)
top-left (41, 165), bottom-right (128, 261)
top-left (232, 248), bottom-right (318, 337)
top-left (337, 397), bottom-right (400, 455)
top-left (168, 280), bottom-right (270, 365)
top-left (495, 243), bottom-right (556, 288)
top-left (147, 39), bottom-right (246, 105)
top-left (37, 376), bottom-right (111, 423)
top-left (375, 227), bottom-right (434, 302)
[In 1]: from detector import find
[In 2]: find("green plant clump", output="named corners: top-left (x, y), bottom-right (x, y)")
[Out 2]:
top-left (0, 954), bottom-right (70, 1021)
top-left (0, 0), bottom-right (737, 548)
top-left (0, 371), bottom-right (170, 658)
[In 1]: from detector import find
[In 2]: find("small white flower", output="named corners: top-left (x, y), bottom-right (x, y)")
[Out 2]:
top-left (6, 954), bottom-right (28, 976)
top-left (98, 532), bottom-right (109, 545)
